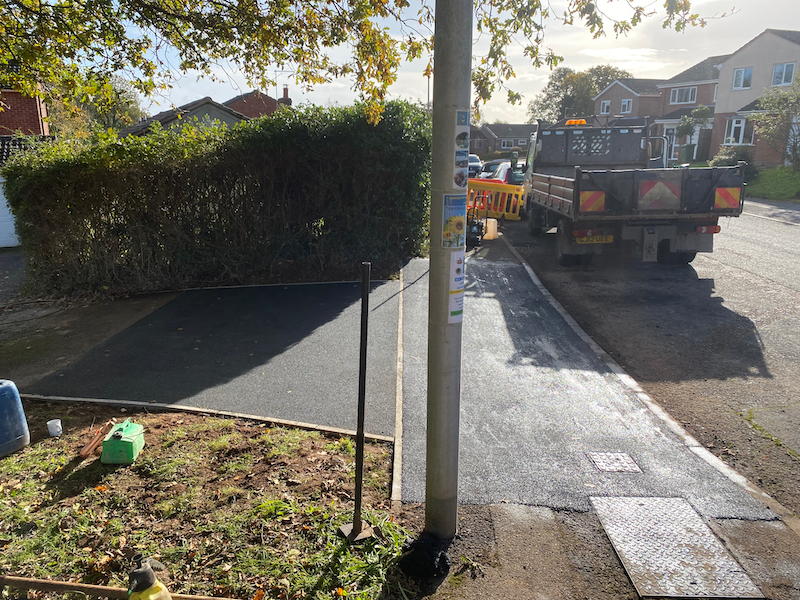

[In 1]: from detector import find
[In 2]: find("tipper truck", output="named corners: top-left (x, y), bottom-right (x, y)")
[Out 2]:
top-left (522, 117), bottom-right (745, 266)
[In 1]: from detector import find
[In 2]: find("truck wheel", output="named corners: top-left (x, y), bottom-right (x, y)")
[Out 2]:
top-left (656, 240), bottom-right (678, 264)
top-left (677, 251), bottom-right (697, 264)
top-left (556, 220), bottom-right (577, 266)
top-left (528, 213), bottom-right (544, 237)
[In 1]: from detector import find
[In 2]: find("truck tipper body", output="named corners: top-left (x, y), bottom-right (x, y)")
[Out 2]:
top-left (522, 118), bottom-right (745, 265)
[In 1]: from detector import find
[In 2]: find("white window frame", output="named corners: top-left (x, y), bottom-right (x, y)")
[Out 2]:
top-left (600, 100), bottom-right (611, 114)
top-left (669, 87), bottom-right (697, 104)
top-left (772, 62), bottom-right (795, 86)
top-left (714, 84), bottom-right (717, 102)
top-left (732, 67), bottom-right (753, 90)
top-left (517, 139), bottom-right (527, 146)
top-left (501, 139), bottom-right (514, 149)
top-left (724, 117), bottom-right (753, 145)
top-left (620, 99), bottom-right (632, 114)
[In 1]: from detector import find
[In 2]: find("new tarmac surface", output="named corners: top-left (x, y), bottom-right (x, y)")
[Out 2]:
top-left (25, 240), bottom-right (776, 523)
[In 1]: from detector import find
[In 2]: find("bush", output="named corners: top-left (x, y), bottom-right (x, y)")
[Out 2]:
top-left (708, 146), bottom-right (758, 182)
top-left (2, 101), bottom-right (431, 296)
top-left (746, 166), bottom-right (800, 200)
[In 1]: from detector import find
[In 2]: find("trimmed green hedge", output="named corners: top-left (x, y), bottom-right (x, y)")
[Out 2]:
top-left (3, 101), bottom-right (431, 296)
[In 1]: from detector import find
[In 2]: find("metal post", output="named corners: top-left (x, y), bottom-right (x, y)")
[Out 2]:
top-left (425, 0), bottom-right (472, 540)
top-left (339, 261), bottom-right (374, 542)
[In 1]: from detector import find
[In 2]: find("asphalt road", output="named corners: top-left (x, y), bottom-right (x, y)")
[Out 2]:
top-left (505, 198), bottom-right (800, 514)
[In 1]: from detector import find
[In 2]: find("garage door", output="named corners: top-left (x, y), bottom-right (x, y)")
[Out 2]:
top-left (0, 175), bottom-right (19, 247)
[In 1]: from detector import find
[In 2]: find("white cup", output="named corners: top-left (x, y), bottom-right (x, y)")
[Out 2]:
top-left (47, 419), bottom-right (62, 437)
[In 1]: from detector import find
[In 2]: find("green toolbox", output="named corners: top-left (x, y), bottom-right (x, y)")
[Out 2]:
top-left (101, 419), bottom-right (145, 464)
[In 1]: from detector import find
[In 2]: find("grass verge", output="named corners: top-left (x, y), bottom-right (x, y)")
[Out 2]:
top-left (746, 167), bottom-right (800, 201)
top-left (1, 401), bottom-right (419, 600)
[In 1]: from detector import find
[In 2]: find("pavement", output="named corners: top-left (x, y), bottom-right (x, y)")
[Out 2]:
top-left (6, 234), bottom-right (800, 598)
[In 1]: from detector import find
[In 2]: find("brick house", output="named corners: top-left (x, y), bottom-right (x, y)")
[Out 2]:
top-left (121, 96), bottom-right (249, 136)
top-left (653, 55), bottom-right (728, 163)
top-left (592, 79), bottom-right (663, 120)
top-left (470, 123), bottom-right (538, 157)
top-left (223, 85), bottom-right (293, 118)
top-left (0, 80), bottom-right (50, 247)
top-left (710, 29), bottom-right (800, 167)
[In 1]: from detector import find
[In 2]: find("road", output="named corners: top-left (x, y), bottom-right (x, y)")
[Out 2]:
top-left (504, 199), bottom-right (800, 516)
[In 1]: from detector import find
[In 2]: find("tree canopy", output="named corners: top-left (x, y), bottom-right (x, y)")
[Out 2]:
top-left (1, 0), bottom-right (703, 121)
top-left (527, 64), bottom-right (634, 123)
top-left (48, 75), bottom-right (149, 139)
top-left (753, 80), bottom-right (800, 171)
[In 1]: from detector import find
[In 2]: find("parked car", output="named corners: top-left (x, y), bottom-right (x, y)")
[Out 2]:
top-left (478, 159), bottom-right (506, 178)
top-left (468, 154), bottom-right (482, 178)
top-left (486, 161), bottom-right (525, 185)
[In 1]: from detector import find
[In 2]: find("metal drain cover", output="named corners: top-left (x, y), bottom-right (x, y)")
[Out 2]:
top-left (591, 497), bottom-right (763, 598)
top-left (588, 451), bottom-right (642, 472)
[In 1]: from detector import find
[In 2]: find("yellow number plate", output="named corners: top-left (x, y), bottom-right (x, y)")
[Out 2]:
top-left (575, 235), bottom-right (613, 244)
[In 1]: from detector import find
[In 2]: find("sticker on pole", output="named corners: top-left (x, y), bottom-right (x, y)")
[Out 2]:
top-left (448, 250), bottom-right (465, 323)
top-left (442, 194), bottom-right (467, 248)
top-left (453, 111), bottom-right (470, 189)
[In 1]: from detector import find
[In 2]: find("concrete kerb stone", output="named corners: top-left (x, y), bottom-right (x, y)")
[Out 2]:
top-left (498, 233), bottom-right (800, 537)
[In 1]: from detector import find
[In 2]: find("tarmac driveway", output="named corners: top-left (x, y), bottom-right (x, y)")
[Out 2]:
top-left (26, 282), bottom-right (401, 438)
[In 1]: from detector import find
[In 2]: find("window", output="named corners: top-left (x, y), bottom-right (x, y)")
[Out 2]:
top-left (714, 84), bottom-right (718, 102)
top-left (517, 139), bottom-right (527, 146)
top-left (600, 100), bottom-right (610, 114)
top-left (724, 117), bottom-right (754, 145)
top-left (669, 87), bottom-right (697, 104)
top-left (501, 139), bottom-right (514, 149)
top-left (620, 99), bottom-right (632, 114)
top-left (773, 62), bottom-right (795, 86)
top-left (733, 67), bottom-right (753, 90)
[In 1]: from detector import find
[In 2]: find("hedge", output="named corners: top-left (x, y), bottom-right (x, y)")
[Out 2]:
top-left (2, 101), bottom-right (431, 297)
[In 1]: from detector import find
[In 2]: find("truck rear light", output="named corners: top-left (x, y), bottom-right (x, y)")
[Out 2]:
top-left (696, 225), bottom-right (721, 234)
top-left (573, 229), bottom-right (596, 237)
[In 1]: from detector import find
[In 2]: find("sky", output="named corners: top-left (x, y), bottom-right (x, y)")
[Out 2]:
top-left (147, 0), bottom-right (800, 124)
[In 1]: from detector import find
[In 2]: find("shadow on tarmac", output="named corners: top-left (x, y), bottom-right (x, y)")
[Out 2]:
top-left (500, 222), bottom-right (771, 383)
top-left (26, 282), bottom-right (394, 406)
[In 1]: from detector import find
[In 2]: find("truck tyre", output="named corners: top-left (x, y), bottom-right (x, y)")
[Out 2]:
top-left (528, 212), bottom-right (544, 236)
top-left (677, 251), bottom-right (697, 264)
top-left (556, 220), bottom-right (577, 266)
top-left (657, 240), bottom-right (678, 264)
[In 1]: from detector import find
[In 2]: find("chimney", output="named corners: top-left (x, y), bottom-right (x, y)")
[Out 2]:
top-left (278, 85), bottom-right (292, 107)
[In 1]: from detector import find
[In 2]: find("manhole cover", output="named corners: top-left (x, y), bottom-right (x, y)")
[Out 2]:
top-left (588, 451), bottom-right (642, 472)
top-left (591, 497), bottom-right (763, 598)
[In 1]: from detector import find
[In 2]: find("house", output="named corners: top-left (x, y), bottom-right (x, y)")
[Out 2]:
top-left (592, 79), bottom-right (663, 120)
top-left (223, 85), bottom-right (293, 119)
top-left (710, 29), bottom-right (800, 167)
top-left (121, 97), bottom-right (249, 136)
top-left (654, 55), bottom-right (729, 163)
top-left (0, 75), bottom-right (51, 247)
top-left (470, 123), bottom-right (538, 157)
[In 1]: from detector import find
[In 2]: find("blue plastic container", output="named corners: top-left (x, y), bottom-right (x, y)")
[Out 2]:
top-left (0, 380), bottom-right (30, 458)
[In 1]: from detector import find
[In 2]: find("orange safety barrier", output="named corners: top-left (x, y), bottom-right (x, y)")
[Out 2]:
top-left (467, 180), bottom-right (523, 221)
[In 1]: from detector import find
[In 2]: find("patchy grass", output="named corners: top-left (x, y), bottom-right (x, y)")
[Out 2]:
top-left (0, 401), bottom-right (422, 600)
top-left (747, 166), bottom-right (800, 201)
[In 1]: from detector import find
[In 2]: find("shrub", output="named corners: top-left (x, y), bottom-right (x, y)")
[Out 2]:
top-left (2, 101), bottom-right (431, 296)
top-left (746, 166), bottom-right (800, 200)
top-left (708, 146), bottom-right (758, 182)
